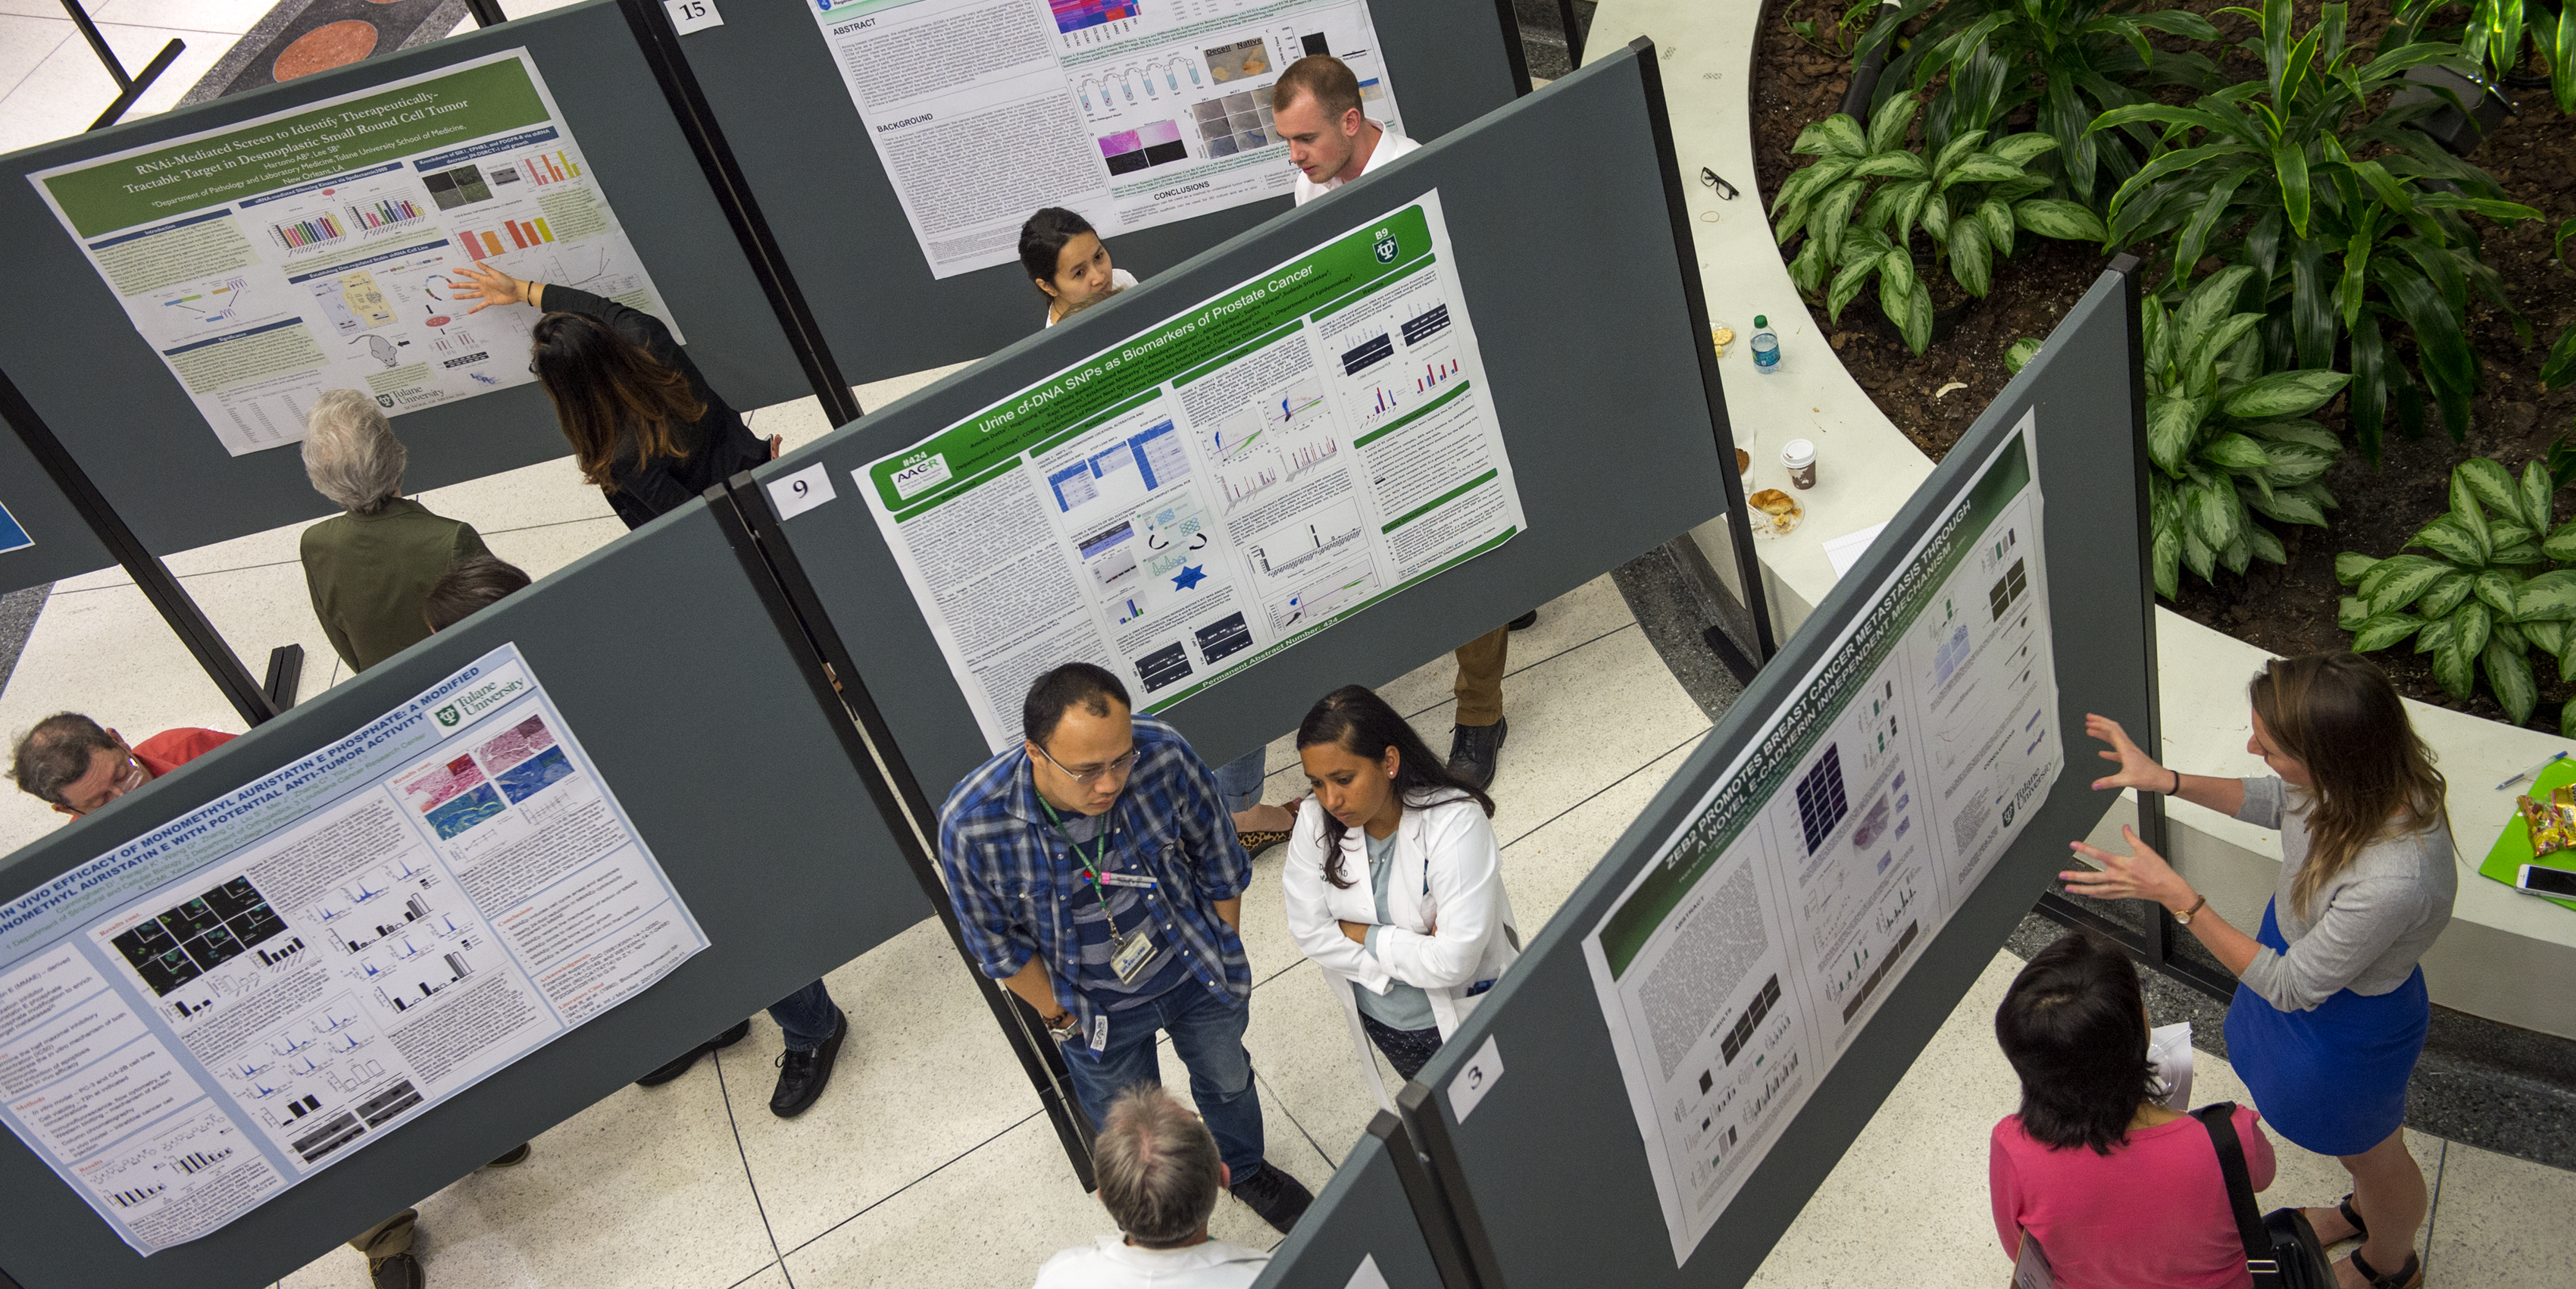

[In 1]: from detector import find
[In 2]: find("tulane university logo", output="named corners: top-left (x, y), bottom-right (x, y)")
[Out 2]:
top-left (435, 704), bottom-right (461, 727)
top-left (1372, 227), bottom-right (1398, 263)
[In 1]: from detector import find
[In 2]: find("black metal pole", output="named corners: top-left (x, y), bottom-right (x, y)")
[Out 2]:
top-left (1555, 0), bottom-right (1587, 68)
top-left (1487, 0), bottom-right (1534, 97)
top-left (61, 1), bottom-right (183, 131)
top-left (1398, 1081), bottom-right (1506, 1289)
top-left (1634, 36), bottom-right (1779, 672)
top-left (715, 476), bottom-right (1099, 1186)
top-left (1374, 1109), bottom-right (1484, 1289)
top-left (615, 0), bottom-right (865, 427)
top-left (0, 368), bottom-right (279, 727)
top-left (464, 0), bottom-right (509, 27)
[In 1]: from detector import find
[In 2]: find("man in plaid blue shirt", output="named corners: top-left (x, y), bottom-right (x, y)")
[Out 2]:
top-left (937, 662), bottom-right (1313, 1233)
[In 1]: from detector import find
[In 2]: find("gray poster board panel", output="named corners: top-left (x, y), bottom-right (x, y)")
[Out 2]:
top-left (667, 0), bottom-right (1524, 388)
top-left (0, 501), bottom-right (926, 1289)
top-left (0, 0), bottom-right (813, 559)
top-left (1249, 1115), bottom-right (1452, 1289)
top-left (749, 45), bottom-right (1724, 799)
top-left (1399, 271), bottom-right (2153, 1288)
top-left (0, 424), bottom-right (115, 594)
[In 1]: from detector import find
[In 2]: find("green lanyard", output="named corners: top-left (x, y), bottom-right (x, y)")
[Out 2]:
top-left (1038, 797), bottom-right (1121, 931)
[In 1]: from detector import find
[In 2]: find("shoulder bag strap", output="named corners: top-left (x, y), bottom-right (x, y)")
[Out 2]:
top-left (2194, 1103), bottom-right (2277, 1278)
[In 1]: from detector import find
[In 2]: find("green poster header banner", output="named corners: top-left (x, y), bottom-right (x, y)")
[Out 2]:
top-left (870, 202), bottom-right (1436, 517)
top-left (42, 55), bottom-right (549, 239)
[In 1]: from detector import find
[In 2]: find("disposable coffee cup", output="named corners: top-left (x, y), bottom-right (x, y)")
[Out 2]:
top-left (1781, 439), bottom-right (1818, 490)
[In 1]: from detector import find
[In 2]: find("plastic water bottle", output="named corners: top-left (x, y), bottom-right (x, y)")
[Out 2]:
top-left (1751, 315), bottom-right (1781, 373)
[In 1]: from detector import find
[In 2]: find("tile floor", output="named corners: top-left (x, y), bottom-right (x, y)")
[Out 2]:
top-left (2, 9), bottom-right (2570, 1288)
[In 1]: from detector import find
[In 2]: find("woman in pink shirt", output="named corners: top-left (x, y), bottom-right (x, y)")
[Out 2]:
top-left (1990, 932), bottom-right (2274, 1288)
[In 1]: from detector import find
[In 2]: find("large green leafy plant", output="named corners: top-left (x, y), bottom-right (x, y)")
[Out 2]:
top-left (1772, 84), bottom-right (2106, 354)
top-left (2143, 266), bottom-right (2352, 598)
top-left (2337, 458), bottom-right (2576, 728)
top-left (1854, 0), bottom-right (2224, 205)
top-left (2394, 0), bottom-right (2576, 114)
top-left (2090, 0), bottom-right (2543, 455)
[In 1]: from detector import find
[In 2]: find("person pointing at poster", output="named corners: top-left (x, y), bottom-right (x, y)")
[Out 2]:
top-left (1274, 55), bottom-right (1534, 791)
top-left (936, 663), bottom-right (1314, 1234)
top-left (450, 262), bottom-right (782, 531)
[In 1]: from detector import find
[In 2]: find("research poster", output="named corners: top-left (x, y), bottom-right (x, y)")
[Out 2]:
top-left (1581, 421), bottom-right (2059, 1266)
top-left (30, 49), bottom-right (677, 457)
top-left (811, 0), bottom-right (1405, 277)
top-left (855, 192), bottom-right (1524, 750)
top-left (0, 645), bottom-right (706, 1253)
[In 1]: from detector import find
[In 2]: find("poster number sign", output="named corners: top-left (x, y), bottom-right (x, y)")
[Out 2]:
top-left (664, 0), bottom-right (723, 33)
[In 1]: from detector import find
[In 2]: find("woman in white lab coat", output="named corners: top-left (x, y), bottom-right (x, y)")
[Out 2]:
top-left (1283, 685), bottom-right (1519, 1109)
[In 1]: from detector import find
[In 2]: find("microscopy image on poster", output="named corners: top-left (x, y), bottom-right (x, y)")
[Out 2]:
top-left (852, 192), bottom-right (1524, 750)
top-left (0, 644), bottom-right (706, 1253)
top-left (809, 0), bottom-right (1402, 277)
top-left (1580, 422), bottom-right (2059, 1266)
top-left (29, 49), bottom-right (677, 455)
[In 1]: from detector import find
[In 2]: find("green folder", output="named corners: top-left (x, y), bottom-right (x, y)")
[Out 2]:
top-left (2479, 756), bottom-right (2576, 912)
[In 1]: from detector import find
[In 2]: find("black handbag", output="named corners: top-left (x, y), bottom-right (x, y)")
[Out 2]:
top-left (2193, 1103), bottom-right (2337, 1289)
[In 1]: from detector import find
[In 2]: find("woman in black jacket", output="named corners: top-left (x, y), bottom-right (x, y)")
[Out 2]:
top-left (455, 263), bottom-right (777, 529)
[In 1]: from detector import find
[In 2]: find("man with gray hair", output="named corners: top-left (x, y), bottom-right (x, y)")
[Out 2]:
top-left (1034, 1085), bottom-right (1273, 1287)
top-left (297, 390), bottom-right (492, 673)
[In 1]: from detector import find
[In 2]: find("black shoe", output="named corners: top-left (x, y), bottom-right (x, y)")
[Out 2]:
top-left (1507, 610), bottom-right (1537, 630)
top-left (636, 1018), bottom-right (752, 1087)
top-left (482, 1143), bottom-right (530, 1169)
top-left (1447, 718), bottom-right (1508, 792)
top-left (1230, 1162), bottom-right (1315, 1234)
top-left (369, 1253), bottom-right (423, 1289)
top-left (769, 1006), bottom-right (847, 1118)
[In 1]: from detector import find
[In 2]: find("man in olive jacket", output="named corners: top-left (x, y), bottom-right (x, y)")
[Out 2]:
top-left (299, 390), bottom-right (492, 673)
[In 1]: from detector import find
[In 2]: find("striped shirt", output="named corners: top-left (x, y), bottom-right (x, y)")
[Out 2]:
top-left (936, 717), bottom-right (1252, 1038)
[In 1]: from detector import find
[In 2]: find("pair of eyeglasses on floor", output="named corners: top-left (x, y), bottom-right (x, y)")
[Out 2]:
top-left (1700, 167), bottom-right (1740, 200)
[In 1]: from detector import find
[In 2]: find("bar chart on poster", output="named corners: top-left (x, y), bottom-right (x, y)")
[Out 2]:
top-left (809, 0), bottom-right (1407, 277)
top-left (1580, 421), bottom-right (2062, 1265)
top-left (852, 192), bottom-right (1526, 750)
top-left (27, 49), bottom-right (675, 456)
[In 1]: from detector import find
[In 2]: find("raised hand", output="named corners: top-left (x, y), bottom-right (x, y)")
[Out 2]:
top-left (2062, 825), bottom-right (2189, 910)
top-left (2085, 712), bottom-right (2168, 794)
top-left (454, 262), bottom-right (531, 314)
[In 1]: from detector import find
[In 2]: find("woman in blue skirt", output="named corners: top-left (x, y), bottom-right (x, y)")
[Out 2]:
top-left (2064, 652), bottom-right (2454, 1289)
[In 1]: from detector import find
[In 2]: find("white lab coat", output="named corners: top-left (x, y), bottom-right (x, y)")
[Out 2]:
top-left (1280, 792), bottom-right (1518, 1111)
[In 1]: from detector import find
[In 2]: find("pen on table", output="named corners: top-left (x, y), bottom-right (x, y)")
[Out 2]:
top-left (2496, 750), bottom-right (2569, 792)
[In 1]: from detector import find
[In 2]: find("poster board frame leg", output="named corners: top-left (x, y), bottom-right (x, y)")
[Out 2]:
top-left (264, 643), bottom-right (304, 711)
top-left (1633, 34), bottom-right (1777, 674)
top-left (0, 366), bottom-right (281, 729)
top-left (711, 476), bottom-right (1101, 1187)
top-left (1489, 0), bottom-right (1536, 97)
top-left (61, 0), bottom-right (182, 132)
top-left (1397, 1080), bottom-right (1506, 1289)
top-left (1373, 1106), bottom-right (1486, 1289)
top-left (616, 0), bottom-right (865, 427)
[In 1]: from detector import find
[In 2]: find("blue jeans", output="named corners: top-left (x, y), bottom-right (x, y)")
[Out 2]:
top-left (1215, 749), bottom-right (1266, 815)
top-left (768, 979), bottom-right (839, 1053)
top-left (1059, 985), bottom-right (1265, 1182)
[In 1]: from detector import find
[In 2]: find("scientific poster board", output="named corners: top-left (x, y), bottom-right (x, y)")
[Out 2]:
top-left (664, 0), bottom-right (1524, 383)
top-left (0, 502), bottom-right (930, 1289)
top-left (1246, 1112), bottom-right (1462, 1289)
top-left (28, 49), bottom-right (677, 457)
top-left (1399, 269), bottom-right (2156, 1289)
top-left (742, 42), bottom-right (1733, 802)
top-left (0, 0), bottom-right (813, 557)
top-left (858, 192), bottom-right (1524, 749)
top-left (1584, 424), bottom-right (2057, 1263)
top-left (814, 0), bottom-right (1410, 279)
top-left (0, 644), bottom-right (707, 1253)
top-left (0, 424), bottom-right (115, 595)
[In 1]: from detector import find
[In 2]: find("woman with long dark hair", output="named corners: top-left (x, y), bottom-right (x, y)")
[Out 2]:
top-left (1021, 206), bottom-right (1134, 327)
top-left (2068, 652), bottom-right (2454, 1289)
top-left (455, 262), bottom-right (778, 530)
top-left (1281, 685), bottom-right (1517, 1103)
top-left (1990, 931), bottom-right (2277, 1288)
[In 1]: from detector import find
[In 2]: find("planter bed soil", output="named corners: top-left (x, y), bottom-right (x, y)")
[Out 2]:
top-left (1752, 0), bottom-right (2576, 727)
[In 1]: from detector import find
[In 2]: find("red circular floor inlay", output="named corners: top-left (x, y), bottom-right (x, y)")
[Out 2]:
top-left (273, 20), bottom-right (380, 83)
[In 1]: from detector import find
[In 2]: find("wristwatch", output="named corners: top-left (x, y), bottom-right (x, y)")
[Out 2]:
top-left (2174, 893), bottom-right (2209, 925)
top-left (1044, 1009), bottom-right (1081, 1042)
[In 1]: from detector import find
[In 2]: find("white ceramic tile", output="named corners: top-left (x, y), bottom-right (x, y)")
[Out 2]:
top-left (853, 361), bottom-right (972, 416)
top-left (1238, 957), bottom-right (1385, 1169)
top-left (2422, 1137), bottom-right (2576, 1282)
top-left (96, 20), bottom-right (234, 120)
top-left (744, 394), bottom-right (837, 456)
top-left (1370, 573), bottom-right (1635, 724)
top-left (91, 0), bottom-right (274, 34)
top-left (1500, 731), bottom-right (1705, 934)
top-left (0, 27), bottom-right (139, 154)
top-left (0, 580), bottom-right (244, 856)
top-left (721, 918), bottom-right (1049, 1253)
top-left (1465, 625), bottom-right (1709, 848)
top-left (478, 516), bottom-right (626, 581)
top-left (277, 1065), bottom-right (777, 1289)
top-left (407, 452), bottom-right (617, 537)
top-left (0, 1), bottom-right (76, 23)
top-left (0, 13), bottom-right (67, 89)
top-left (161, 518), bottom-right (317, 579)
top-left (727, 1263), bottom-right (792, 1289)
top-left (178, 555), bottom-right (353, 697)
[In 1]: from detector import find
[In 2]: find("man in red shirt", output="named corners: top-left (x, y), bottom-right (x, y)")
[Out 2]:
top-left (8, 713), bottom-right (235, 817)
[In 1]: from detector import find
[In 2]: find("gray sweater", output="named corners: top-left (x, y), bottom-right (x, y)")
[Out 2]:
top-left (2234, 776), bottom-right (2456, 1012)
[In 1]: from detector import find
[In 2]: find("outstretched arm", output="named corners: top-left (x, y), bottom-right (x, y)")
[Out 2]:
top-left (2086, 713), bottom-right (2246, 817)
top-left (2063, 825), bottom-right (2259, 977)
